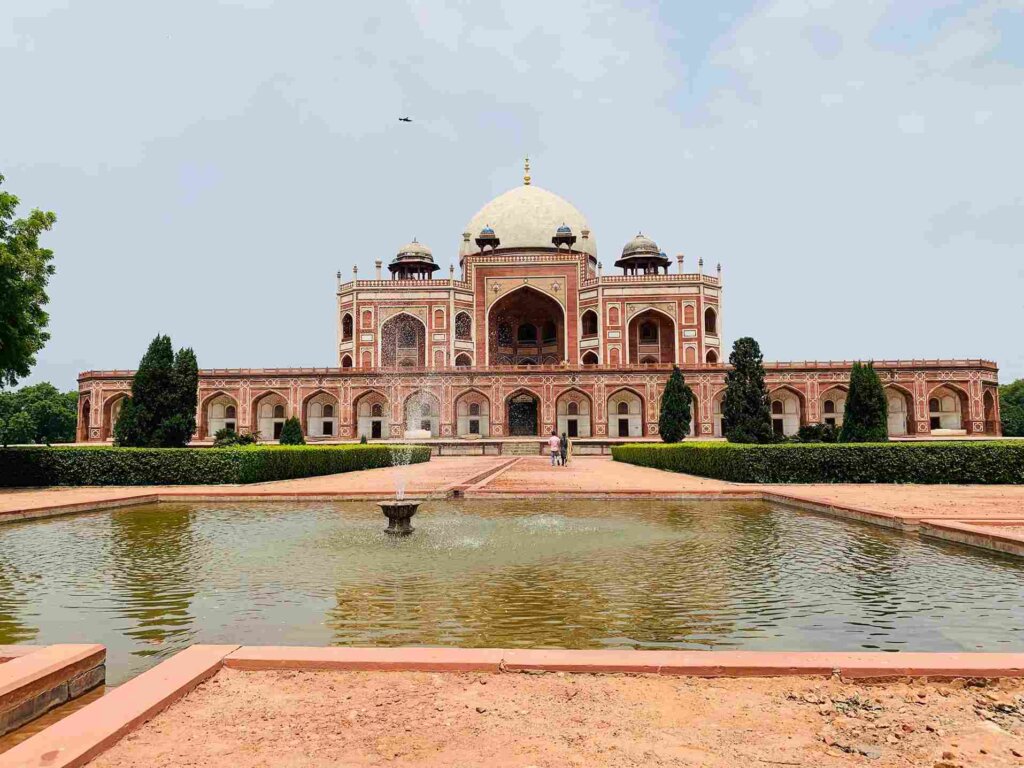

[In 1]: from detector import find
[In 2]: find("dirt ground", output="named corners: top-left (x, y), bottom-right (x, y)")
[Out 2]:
top-left (90, 669), bottom-right (1024, 768)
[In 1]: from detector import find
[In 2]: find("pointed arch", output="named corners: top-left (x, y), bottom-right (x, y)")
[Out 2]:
top-left (455, 311), bottom-right (473, 341)
top-left (302, 388), bottom-right (340, 438)
top-left (711, 386), bottom-right (727, 437)
top-left (380, 312), bottom-right (427, 368)
top-left (983, 389), bottom-right (998, 435)
top-left (505, 386), bottom-right (543, 436)
top-left (625, 306), bottom-right (677, 365)
top-left (884, 383), bottom-right (914, 436)
top-left (455, 387), bottom-right (491, 437)
top-left (403, 389), bottom-right (441, 437)
top-left (100, 392), bottom-right (128, 441)
top-left (580, 309), bottom-right (599, 337)
top-left (704, 306), bottom-right (718, 335)
top-left (818, 384), bottom-right (848, 428)
top-left (607, 386), bottom-right (645, 438)
top-left (581, 350), bottom-right (599, 365)
top-left (486, 283), bottom-right (567, 365)
top-left (768, 385), bottom-right (805, 437)
top-left (340, 353), bottom-right (353, 368)
top-left (926, 382), bottom-right (969, 432)
top-left (78, 396), bottom-right (92, 442)
top-left (200, 389), bottom-right (239, 439)
top-left (250, 390), bottom-right (289, 440)
top-left (341, 312), bottom-right (354, 341)
top-left (556, 387), bottom-right (593, 438)
top-left (354, 388), bottom-right (389, 440)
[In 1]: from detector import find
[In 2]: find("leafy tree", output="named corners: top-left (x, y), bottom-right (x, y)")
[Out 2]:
top-left (721, 337), bottom-right (773, 443)
top-left (0, 174), bottom-right (57, 387)
top-left (0, 381), bottom-right (77, 444)
top-left (115, 335), bottom-right (199, 447)
top-left (839, 361), bottom-right (889, 442)
top-left (658, 366), bottom-right (693, 443)
top-left (1, 410), bottom-right (35, 446)
top-left (278, 416), bottom-right (305, 445)
top-left (1000, 379), bottom-right (1024, 437)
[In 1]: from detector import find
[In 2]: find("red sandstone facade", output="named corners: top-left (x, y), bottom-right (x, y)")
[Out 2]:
top-left (76, 176), bottom-right (1001, 444)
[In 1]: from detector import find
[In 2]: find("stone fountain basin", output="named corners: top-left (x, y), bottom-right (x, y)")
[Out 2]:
top-left (379, 499), bottom-right (422, 535)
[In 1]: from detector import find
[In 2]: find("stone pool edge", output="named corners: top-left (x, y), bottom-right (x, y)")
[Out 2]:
top-left (0, 645), bottom-right (105, 738)
top-left (4, 645), bottom-right (1024, 768)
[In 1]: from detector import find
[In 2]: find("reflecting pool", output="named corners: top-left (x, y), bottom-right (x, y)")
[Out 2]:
top-left (1, 499), bottom-right (1022, 683)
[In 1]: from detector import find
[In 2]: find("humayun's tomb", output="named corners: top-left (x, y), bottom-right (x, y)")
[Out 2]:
top-left (77, 162), bottom-right (1001, 448)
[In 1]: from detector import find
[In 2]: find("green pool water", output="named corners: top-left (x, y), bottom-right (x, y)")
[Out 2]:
top-left (1, 499), bottom-right (1022, 683)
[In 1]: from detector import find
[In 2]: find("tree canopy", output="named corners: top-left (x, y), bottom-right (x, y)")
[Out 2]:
top-left (721, 337), bottom-right (773, 443)
top-left (0, 382), bottom-right (77, 445)
top-left (658, 366), bottom-right (693, 443)
top-left (839, 361), bottom-right (889, 442)
top-left (114, 335), bottom-right (199, 447)
top-left (1000, 379), bottom-right (1024, 437)
top-left (0, 174), bottom-right (57, 387)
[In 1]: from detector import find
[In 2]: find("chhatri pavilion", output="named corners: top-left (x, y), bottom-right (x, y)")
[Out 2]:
top-left (77, 161), bottom-right (1001, 446)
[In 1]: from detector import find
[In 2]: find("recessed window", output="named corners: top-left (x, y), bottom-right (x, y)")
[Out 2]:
top-left (517, 323), bottom-right (538, 344)
top-left (639, 321), bottom-right (658, 343)
top-left (704, 307), bottom-right (717, 335)
top-left (581, 311), bottom-right (598, 336)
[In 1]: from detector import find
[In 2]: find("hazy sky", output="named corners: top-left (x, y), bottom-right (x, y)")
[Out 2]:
top-left (3, 0), bottom-right (1022, 391)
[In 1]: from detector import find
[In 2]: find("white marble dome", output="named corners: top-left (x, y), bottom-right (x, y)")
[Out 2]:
top-left (462, 185), bottom-right (596, 257)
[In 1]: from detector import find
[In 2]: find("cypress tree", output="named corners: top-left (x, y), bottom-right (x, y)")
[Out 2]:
top-left (721, 336), bottom-right (773, 443)
top-left (658, 365), bottom-right (693, 443)
top-left (840, 361), bottom-right (889, 442)
top-left (278, 416), bottom-right (305, 445)
top-left (162, 347), bottom-right (199, 447)
top-left (114, 335), bottom-right (199, 447)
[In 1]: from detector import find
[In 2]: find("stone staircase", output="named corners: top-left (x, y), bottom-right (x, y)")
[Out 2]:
top-left (501, 441), bottom-right (542, 456)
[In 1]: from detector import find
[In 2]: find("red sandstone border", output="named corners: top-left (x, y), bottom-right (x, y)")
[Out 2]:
top-left (5, 645), bottom-right (1024, 768)
top-left (0, 645), bottom-right (105, 739)
top-left (920, 519), bottom-right (1024, 557)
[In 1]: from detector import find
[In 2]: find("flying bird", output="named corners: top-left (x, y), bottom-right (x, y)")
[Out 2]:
top-left (399, 116), bottom-right (412, 123)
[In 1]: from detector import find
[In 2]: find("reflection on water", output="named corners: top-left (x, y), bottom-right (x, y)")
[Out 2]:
top-left (1, 499), bottom-right (1022, 683)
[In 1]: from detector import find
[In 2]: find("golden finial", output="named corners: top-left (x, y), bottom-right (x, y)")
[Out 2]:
top-left (523, 155), bottom-right (531, 186)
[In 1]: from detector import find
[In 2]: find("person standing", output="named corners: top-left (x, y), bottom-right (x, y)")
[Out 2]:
top-left (560, 431), bottom-right (569, 467)
top-left (548, 429), bottom-right (561, 466)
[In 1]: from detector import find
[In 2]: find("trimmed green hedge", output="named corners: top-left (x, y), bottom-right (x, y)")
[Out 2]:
top-left (0, 444), bottom-right (431, 487)
top-left (612, 441), bottom-right (1024, 484)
